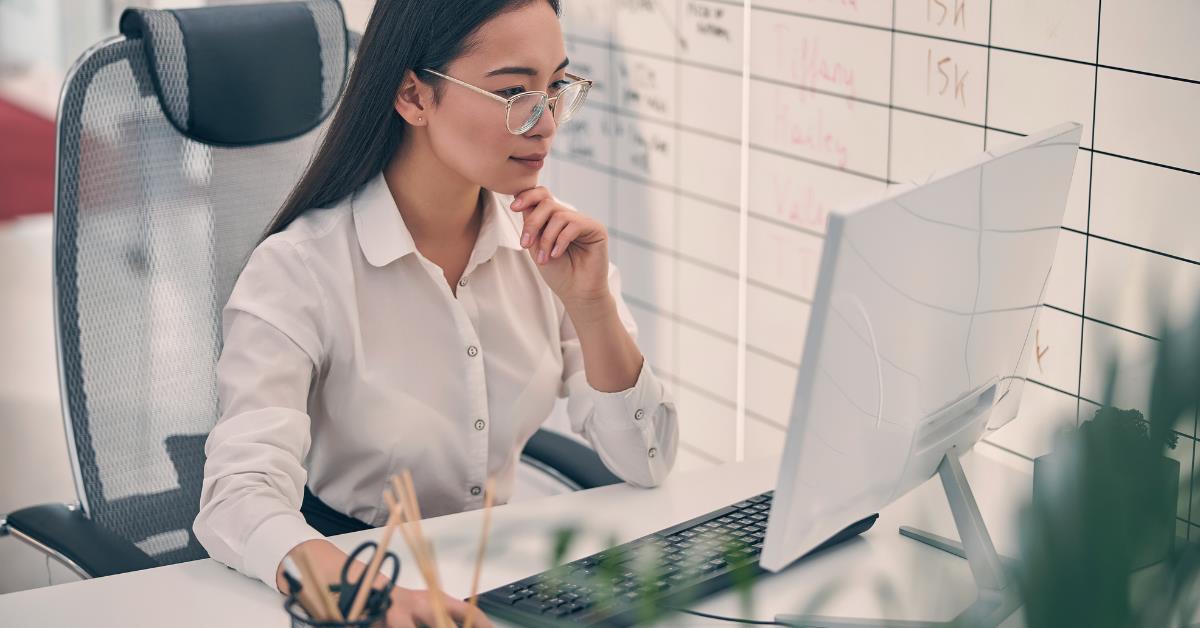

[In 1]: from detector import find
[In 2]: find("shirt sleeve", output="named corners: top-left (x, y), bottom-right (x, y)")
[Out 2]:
top-left (559, 262), bottom-right (680, 488)
top-left (193, 239), bottom-right (325, 592)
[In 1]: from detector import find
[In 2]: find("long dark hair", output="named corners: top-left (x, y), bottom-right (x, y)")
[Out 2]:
top-left (261, 0), bottom-right (561, 241)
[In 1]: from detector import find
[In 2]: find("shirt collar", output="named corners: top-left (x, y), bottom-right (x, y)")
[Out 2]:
top-left (352, 171), bottom-right (523, 268)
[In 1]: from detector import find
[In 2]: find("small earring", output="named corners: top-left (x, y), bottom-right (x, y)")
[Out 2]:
top-left (417, 116), bottom-right (423, 122)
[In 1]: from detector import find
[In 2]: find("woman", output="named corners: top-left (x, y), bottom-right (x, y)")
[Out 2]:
top-left (192, 0), bottom-right (679, 625)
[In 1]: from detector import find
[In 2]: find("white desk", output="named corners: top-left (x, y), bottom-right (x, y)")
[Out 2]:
top-left (0, 445), bottom-right (1032, 627)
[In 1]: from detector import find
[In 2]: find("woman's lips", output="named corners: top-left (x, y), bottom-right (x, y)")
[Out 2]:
top-left (510, 156), bottom-right (545, 170)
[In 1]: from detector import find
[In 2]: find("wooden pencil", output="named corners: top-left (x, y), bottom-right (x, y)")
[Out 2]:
top-left (284, 557), bottom-right (328, 623)
top-left (293, 545), bottom-right (344, 622)
top-left (395, 472), bottom-right (453, 628)
top-left (346, 491), bottom-right (405, 621)
top-left (463, 477), bottom-right (496, 628)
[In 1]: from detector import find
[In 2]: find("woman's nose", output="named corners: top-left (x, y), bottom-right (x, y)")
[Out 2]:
top-left (524, 101), bottom-right (558, 140)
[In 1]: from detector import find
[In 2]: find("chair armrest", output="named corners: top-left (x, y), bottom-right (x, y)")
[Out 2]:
top-left (2, 503), bottom-right (158, 578)
top-left (522, 429), bottom-right (622, 491)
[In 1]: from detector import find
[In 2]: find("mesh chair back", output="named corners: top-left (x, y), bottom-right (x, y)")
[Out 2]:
top-left (54, 0), bottom-right (356, 566)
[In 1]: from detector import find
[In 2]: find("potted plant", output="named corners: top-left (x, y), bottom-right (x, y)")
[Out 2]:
top-left (1019, 314), bottom-right (1200, 628)
top-left (1032, 405), bottom-right (1180, 571)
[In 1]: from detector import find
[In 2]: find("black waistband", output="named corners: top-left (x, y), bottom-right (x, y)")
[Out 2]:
top-left (301, 486), bottom-right (372, 536)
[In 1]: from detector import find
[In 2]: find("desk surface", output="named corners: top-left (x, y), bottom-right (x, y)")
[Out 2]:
top-left (0, 445), bottom-right (1032, 627)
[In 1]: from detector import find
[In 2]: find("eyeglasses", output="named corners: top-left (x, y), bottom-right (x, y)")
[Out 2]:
top-left (419, 68), bottom-right (592, 135)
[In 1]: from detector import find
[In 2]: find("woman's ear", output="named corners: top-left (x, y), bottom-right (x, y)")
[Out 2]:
top-left (394, 69), bottom-right (431, 126)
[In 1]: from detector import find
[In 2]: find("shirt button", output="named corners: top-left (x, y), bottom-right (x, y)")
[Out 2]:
top-left (467, 345), bottom-right (479, 357)
top-left (470, 485), bottom-right (482, 496)
top-left (474, 419), bottom-right (486, 431)
top-left (634, 409), bottom-right (645, 421)
top-left (459, 278), bottom-right (468, 287)
top-left (648, 447), bottom-right (658, 458)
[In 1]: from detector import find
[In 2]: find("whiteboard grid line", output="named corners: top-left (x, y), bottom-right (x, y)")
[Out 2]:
top-left (673, 0), bottom-right (687, 464)
top-left (554, 152), bottom-right (741, 212)
top-left (578, 101), bottom-right (1200, 188)
top-left (591, 94), bottom-right (1200, 180)
top-left (737, 0), bottom-right (752, 462)
top-left (1188, 409), bottom-right (1198, 539)
top-left (750, 4), bottom-right (1200, 87)
top-left (1059, 227), bottom-right (1200, 268)
top-left (611, 227), bottom-right (815, 305)
top-left (982, 0), bottom-right (995, 152)
top-left (679, 442), bottom-right (724, 465)
top-left (571, 25), bottom-right (1198, 93)
top-left (652, 364), bottom-right (792, 434)
top-left (624, 291), bottom-right (801, 370)
top-left (885, 0), bottom-right (898, 184)
top-left (612, 224), bottom-right (816, 301)
top-left (1077, 0), bottom-right (1103, 425)
top-left (1018, 378), bottom-right (1198, 443)
top-left (1042, 303), bottom-right (1161, 343)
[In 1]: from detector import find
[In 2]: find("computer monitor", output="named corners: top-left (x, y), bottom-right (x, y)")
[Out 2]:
top-left (759, 122), bottom-right (1084, 626)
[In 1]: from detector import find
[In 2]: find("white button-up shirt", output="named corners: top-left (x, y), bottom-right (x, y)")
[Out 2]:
top-left (193, 171), bottom-right (679, 591)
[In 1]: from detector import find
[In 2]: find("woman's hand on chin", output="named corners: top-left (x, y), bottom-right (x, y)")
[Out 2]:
top-left (509, 185), bottom-right (611, 311)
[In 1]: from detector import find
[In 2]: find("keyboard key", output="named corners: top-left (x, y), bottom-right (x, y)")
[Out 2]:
top-left (514, 598), bottom-right (548, 614)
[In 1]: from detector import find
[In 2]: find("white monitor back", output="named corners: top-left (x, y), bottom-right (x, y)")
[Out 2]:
top-left (760, 122), bottom-right (1084, 572)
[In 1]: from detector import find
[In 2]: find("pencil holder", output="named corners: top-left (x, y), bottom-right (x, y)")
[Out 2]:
top-left (284, 584), bottom-right (392, 628)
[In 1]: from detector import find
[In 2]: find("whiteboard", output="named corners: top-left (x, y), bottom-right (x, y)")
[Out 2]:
top-left (541, 0), bottom-right (1199, 536)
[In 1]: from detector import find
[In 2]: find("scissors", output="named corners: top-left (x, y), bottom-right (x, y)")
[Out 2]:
top-left (338, 540), bottom-right (402, 619)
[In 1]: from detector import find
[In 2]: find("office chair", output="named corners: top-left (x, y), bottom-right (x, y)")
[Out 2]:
top-left (0, 0), bottom-right (619, 581)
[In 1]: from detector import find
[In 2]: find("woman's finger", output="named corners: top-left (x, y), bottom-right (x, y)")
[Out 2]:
top-left (551, 222), bottom-right (583, 258)
top-left (537, 212), bottom-right (572, 262)
top-left (410, 601), bottom-right (443, 628)
top-left (443, 595), bottom-right (495, 628)
top-left (509, 186), bottom-right (550, 212)
top-left (520, 198), bottom-right (558, 249)
top-left (386, 606), bottom-right (417, 628)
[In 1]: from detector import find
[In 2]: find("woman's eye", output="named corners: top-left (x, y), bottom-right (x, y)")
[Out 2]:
top-left (498, 80), bottom-right (571, 98)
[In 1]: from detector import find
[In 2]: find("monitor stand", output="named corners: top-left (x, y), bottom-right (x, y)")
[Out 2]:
top-left (774, 446), bottom-right (1023, 627)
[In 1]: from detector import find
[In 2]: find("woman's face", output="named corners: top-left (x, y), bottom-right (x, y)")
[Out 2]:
top-left (419, 2), bottom-right (568, 196)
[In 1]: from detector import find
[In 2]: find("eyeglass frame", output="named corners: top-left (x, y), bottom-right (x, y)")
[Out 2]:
top-left (418, 67), bottom-right (593, 135)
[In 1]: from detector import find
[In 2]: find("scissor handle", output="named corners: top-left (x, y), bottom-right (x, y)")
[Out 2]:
top-left (374, 551), bottom-right (402, 589)
top-left (340, 541), bottom-right (401, 591)
top-left (340, 541), bottom-right (378, 588)
top-left (336, 542), bottom-right (403, 619)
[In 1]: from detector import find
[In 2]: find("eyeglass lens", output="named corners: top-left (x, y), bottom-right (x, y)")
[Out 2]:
top-left (507, 82), bottom-right (589, 134)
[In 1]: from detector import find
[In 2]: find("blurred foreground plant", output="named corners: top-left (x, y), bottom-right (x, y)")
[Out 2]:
top-left (1018, 312), bottom-right (1200, 628)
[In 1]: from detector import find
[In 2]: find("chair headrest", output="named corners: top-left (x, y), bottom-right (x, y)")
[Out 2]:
top-left (119, 0), bottom-right (347, 146)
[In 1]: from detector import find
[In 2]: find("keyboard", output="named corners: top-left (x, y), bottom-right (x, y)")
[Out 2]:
top-left (476, 490), bottom-right (878, 627)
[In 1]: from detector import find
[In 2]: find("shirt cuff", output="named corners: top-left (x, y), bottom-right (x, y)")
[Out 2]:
top-left (589, 359), bottom-right (663, 432)
top-left (243, 512), bottom-right (324, 593)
